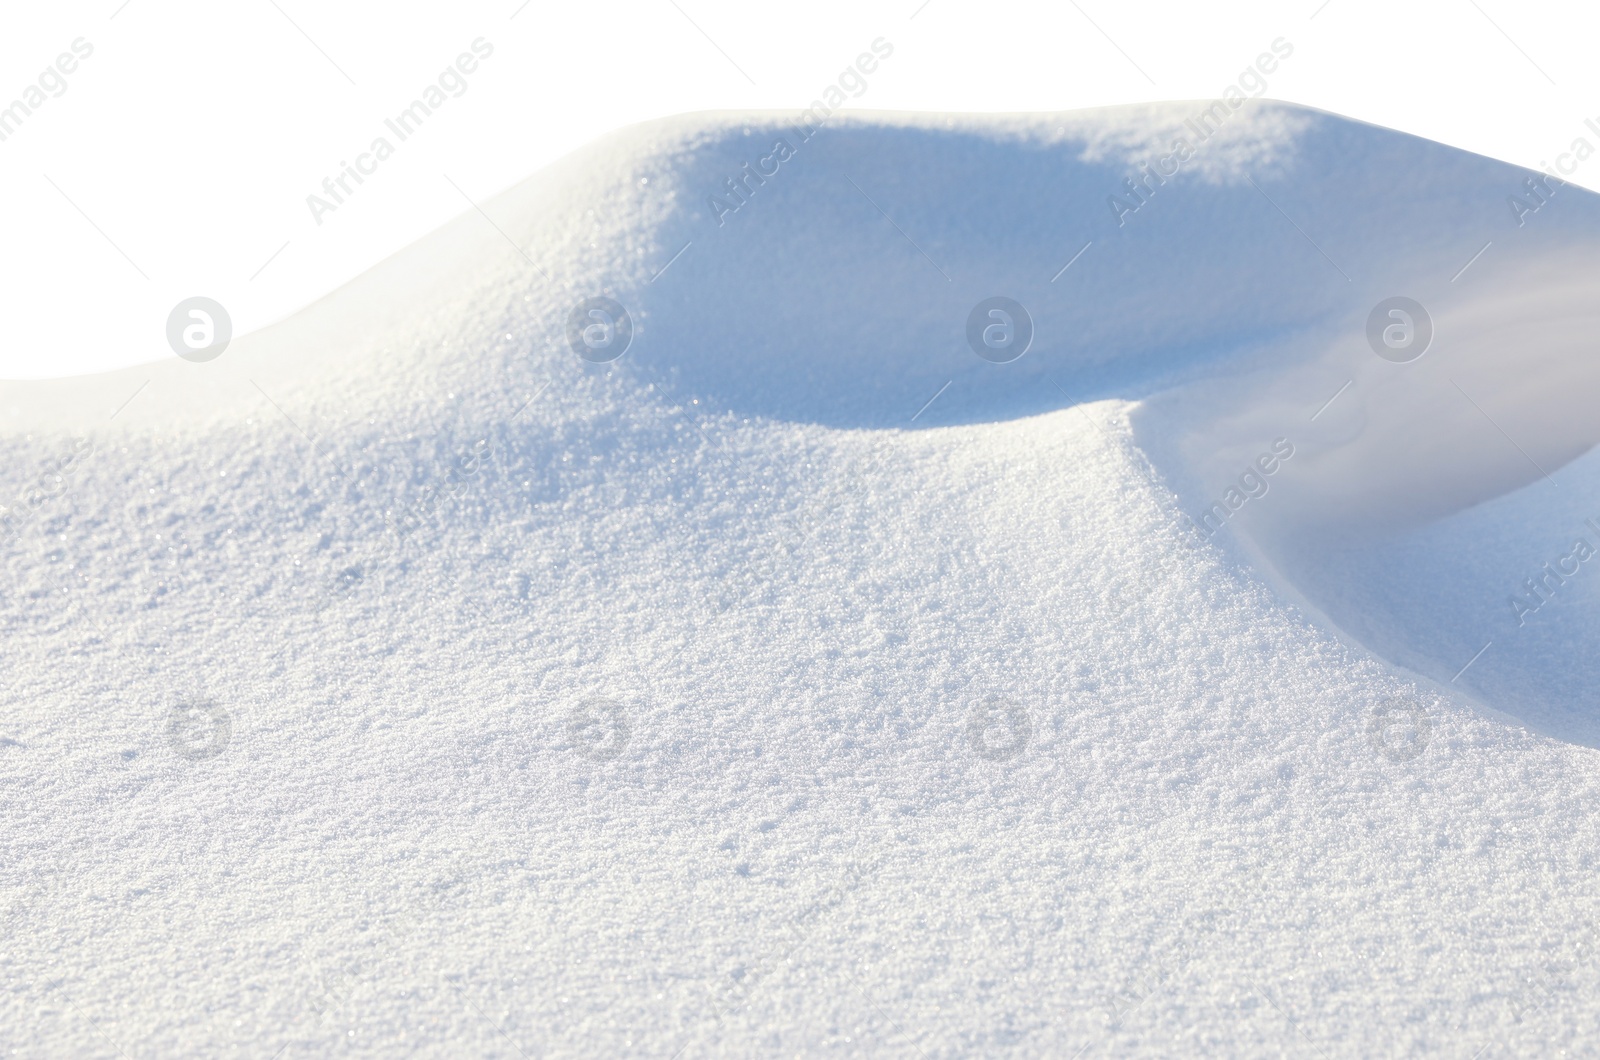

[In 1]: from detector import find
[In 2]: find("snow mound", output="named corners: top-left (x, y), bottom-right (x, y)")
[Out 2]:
top-left (6, 103), bottom-right (1600, 1057)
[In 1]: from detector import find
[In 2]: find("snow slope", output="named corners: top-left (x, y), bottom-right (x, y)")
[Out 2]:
top-left (5, 102), bottom-right (1600, 1057)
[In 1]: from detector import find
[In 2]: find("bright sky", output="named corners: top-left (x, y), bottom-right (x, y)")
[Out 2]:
top-left (2, 0), bottom-right (1595, 379)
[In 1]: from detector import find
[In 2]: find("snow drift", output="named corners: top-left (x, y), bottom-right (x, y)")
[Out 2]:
top-left (6, 102), bottom-right (1600, 1057)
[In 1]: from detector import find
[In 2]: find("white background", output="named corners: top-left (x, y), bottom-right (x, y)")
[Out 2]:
top-left (1, 0), bottom-right (1595, 379)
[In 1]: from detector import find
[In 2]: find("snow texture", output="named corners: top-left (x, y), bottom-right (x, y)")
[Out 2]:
top-left (6, 102), bottom-right (1600, 1057)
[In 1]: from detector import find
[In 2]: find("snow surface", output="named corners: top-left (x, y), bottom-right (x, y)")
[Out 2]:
top-left (6, 102), bottom-right (1600, 1057)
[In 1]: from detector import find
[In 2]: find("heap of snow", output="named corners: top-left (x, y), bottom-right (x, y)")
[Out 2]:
top-left (5, 102), bottom-right (1600, 1057)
